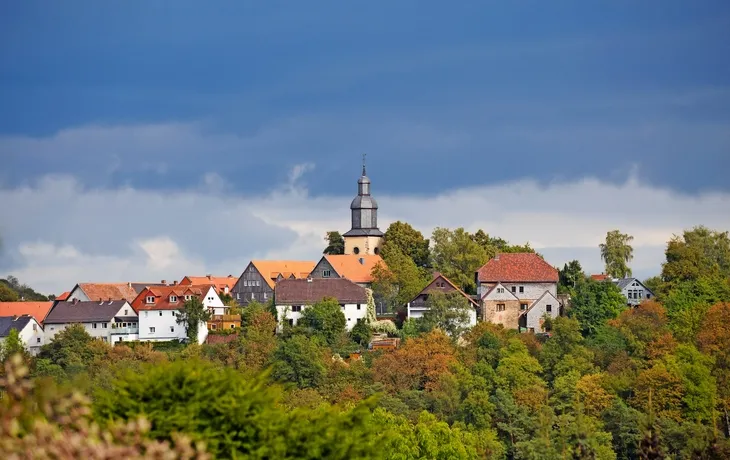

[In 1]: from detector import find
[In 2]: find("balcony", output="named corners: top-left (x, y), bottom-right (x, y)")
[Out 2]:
top-left (111, 326), bottom-right (139, 335)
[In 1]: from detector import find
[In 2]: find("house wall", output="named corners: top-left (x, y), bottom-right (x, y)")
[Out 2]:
top-left (478, 282), bottom-right (557, 300)
top-left (20, 320), bottom-right (44, 355)
top-left (202, 287), bottom-right (227, 315)
top-left (309, 258), bottom-right (341, 280)
top-left (344, 235), bottom-right (383, 256)
top-left (45, 321), bottom-right (115, 343)
top-left (524, 295), bottom-right (560, 332)
top-left (621, 280), bottom-right (654, 306)
top-left (137, 309), bottom-right (207, 344)
top-left (68, 286), bottom-right (90, 302)
top-left (483, 300), bottom-right (521, 329)
top-left (276, 302), bottom-right (367, 331)
top-left (232, 264), bottom-right (274, 306)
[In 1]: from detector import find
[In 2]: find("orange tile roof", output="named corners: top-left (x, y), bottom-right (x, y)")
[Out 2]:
top-left (250, 260), bottom-right (317, 289)
top-left (56, 292), bottom-right (70, 301)
top-left (78, 283), bottom-right (140, 302)
top-left (324, 254), bottom-right (384, 283)
top-left (477, 253), bottom-right (558, 283)
top-left (133, 284), bottom-right (214, 311)
top-left (590, 274), bottom-right (609, 281)
top-left (179, 275), bottom-right (237, 293)
top-left (0, 302), bottom-right (54, 324)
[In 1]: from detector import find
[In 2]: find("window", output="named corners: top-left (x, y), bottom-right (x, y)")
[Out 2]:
top-left (37, 337), bottom-right (41, 343)
top-left (102, 323), bottom-right (108, 328)
top-left (170, 326), bottom-right (174, 333)
top-left (50, 327), bottom-right (55, 331)
top-left (159, 311), bottom-right (163, 316)
top-left (288, 319), bottom-right (294, 326)
top-left (211, 324), bottom-right (217, 330)
top-left (236, 293), bottom-right (240, 300)
top-left (519, 286), bottom-right (524, 293)
top-left (170, 295), bottom-right (177, 302)
top-left (224, 287), bottom-right (229, 294)
top-left (497, 287), bottom-right (504, 293)
top-left (92, 323), bottom-right (97, 329)
top-left (357, 304), bottom-right (361, 310)
top-left (496, 303), bottom-right (505, 312)
top-left (263, 292), bottom-right (268, 299)
top-left (172, 311), bottom-right (176, 316)
top-left (185, 295), bottom-right (192, 301)
top-left (511, 286), bottom-right (516, 293)
top-left (647, 293), bottom-right (651, 299)
top-left (124, 309), bottom-right (128, 315)
top-left (101, 337), bottom-right (107, 343)
top-left (323, 269), bottom-right (332, 278)
top-left (520, 303), bottom-right (528, 310)
top-left (353, 247), bottom-right (360, 254)
top-left (292, 305), bottom-right (302, 312)
top-left (149, 327), bottom-right (156, 333)
top-left (546, 304), bottom-right (552, 312)
top-left (32, 323), bottom-right (37, 331)
top-left (145, 311), bottom-right (148, 317)
top-left (347, 318), bottom-right (351, 322)
top-left (146, 296), bottom-right (155, 304)
top-left (340, 304), bottom-right (345, 309)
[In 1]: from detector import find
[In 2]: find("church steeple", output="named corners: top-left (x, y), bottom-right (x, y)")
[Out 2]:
top-left (342, 156), bottom-right (384, 255)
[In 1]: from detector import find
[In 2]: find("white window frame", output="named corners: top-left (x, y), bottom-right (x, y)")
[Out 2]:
top-left (146, 296), bottom-right (155, 304)
top-left (170, 295), bottom-right (177, 303)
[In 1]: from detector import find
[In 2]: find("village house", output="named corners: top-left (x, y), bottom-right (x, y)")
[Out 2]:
top-left (0, 301), bottom-right (53, 324)
top-left (613, 277), bottom-right (655, 306)
top-left (179, 275), bottom-right (238, 297)
top-left (406, 272), bottom-right (479, 327)
top-left (309, 254), bottom-right (383, 288)
top-left (132, 285), bottom-right (216, 344)
top-left (67, 282), bottom-right (167, 303)
top-left (274, 278), bottom-right (369, 331)
top-left (231, 260), bottom-right (316, 306)
top-left (43, 299), bottom-right (138, 344)
top-left (477, 253), bottom-right (560, 332)
top-left (207, 314), bottom-right (241, 332)
top-left (0, 314), bottom-right (45, 355)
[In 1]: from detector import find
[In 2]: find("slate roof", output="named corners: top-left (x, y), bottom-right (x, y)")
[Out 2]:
top-left (180, 275), bottom-right (237, 293)
top-left (275, 278), bottom-right (368, 305)
top-left (477, 253), bottom-right (559, 283)
top-left (0, 315), bottom-right (34, 337)
top-left (249, 260), bottom-right (317, 289)
top-left (44, 300), bottom-right (129, 324)
top-left (323, 254), bottom-right (383, 283)
top-left (0, 302), bottom-right (54, 323)
top-left (133, 285), bottom-right (213, 311)
top-left (614, 277), bottom-right (650, 292)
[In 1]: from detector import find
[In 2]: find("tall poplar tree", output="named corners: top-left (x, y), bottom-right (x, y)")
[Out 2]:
top-left (599, 230), bottom-right (634, 279)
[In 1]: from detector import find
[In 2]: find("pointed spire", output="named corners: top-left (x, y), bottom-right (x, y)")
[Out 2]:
top-left (362, 153), bottom-right (367, 176)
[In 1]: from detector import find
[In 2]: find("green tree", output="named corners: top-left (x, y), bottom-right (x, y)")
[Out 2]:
top-left (599, 230), bottom-right (634, 279)
top-left (568, 278), bottom-right (627, 336)
top-left (272, 334), bottom-right (327, 388)
top-left (431, 227), bottom-right (487, 294)
top-left (94, 358), bottom-right (381, 458)
top-left (383, 221), bottom-right (431, 268)
top-left (297, 297), bottom-right (346, 346)
top-left (37, 323), bottom-right (109, 376)
top-left (239, 302), bottom-right (278, 371)
top-left (0, 328), bottom-right (29, 362)
top-left (350, 320), bottom-right (372, 347)
top-left (0, 282), bottom-right (19, 301)
top-left (176, 296), bottom-right (212, 343)
top-left (372, 245), bottom-right (428, 313)
top-left (421, 291), bottom-right (474, 339)
top-left (559, 260), bottom-right (585, 295)
top-left (323, 231), bottom-right (345, 255)
top-left (661, 226), bottom-right (730, 287)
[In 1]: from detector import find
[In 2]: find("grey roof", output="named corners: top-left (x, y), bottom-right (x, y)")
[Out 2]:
top-left (614, 278), bottom-right (636, 290)
top-left (114, 316), bottom-right (139, 322)
top-left (342, 227), bottom-right (384, 237)
top-left (350, 195), bottom-right (378, 210)
top-left (0, 316), bottom-right (33, 337)
top-left (275, 278), bottom-right (369, 305)
top-left (44, 300), bottom-right (128, 324)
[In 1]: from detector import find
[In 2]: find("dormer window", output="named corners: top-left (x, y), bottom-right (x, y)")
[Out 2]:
top-left (145, 296), bottom-right (155, 304)
top-left (170, 295), bottom-right (178, 303)
top-left (184, 295), bottom-right (192, 301)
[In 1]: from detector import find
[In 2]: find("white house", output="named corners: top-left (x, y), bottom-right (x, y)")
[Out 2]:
top-left (406, 272), bottom-right (479, 328)
top-left (519, 291), bottom-right (561, 333)
top-left (613, 278), bottom-right (655, 306)
top-left (0, 315), bottom-right (45, 355)
top-left (43, 299), bottom-right (138, 344)
top-left (274, 278), bottom-right (369, 331)
top-left (132, 285), bottom-right (215, 344)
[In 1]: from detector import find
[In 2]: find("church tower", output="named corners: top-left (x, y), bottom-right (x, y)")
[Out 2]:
top-left (343, 156), bottom-right (384, 256)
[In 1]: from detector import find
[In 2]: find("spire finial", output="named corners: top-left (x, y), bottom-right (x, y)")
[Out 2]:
top-left (362, 153), bottom-right (367, 176)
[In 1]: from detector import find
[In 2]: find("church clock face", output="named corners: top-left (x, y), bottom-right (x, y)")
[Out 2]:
top-left (353, 247), bottom-right (360, 254)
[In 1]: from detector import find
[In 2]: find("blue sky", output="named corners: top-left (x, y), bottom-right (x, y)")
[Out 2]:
top-left (1, 1), bottom-right (730, 293)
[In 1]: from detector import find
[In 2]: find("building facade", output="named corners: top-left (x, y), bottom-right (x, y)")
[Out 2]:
top-left (309, 254), bottom-right (383, 288)
top-left (406, 272), bottom-right (479, 327)
top-left (274, 278), bottom-right (369, 331)
top-left (0, 315), bottom-right (45, 355)
top-left (43, 299), bottom-right (138, 344)
top-left (231, 260), bottom-right (315, 306)
top-left (614, 278), bottom-right (655, 306)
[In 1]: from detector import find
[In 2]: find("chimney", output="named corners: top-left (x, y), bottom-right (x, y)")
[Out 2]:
top-left (173, 280), bottom-right (178, 285)
top-left (206, 274), bottom-right (212, 280)
top-left (161, 280), bottom-right (167, 285)
top-left (128, 282), bottom-right (132, 288)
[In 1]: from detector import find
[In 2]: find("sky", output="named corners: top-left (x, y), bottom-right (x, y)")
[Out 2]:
top-left (1, 1), bottom-right (729, 295)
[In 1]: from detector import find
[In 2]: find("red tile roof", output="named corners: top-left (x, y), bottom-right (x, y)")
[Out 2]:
top-left (132, 284), bottom-right (214, 311)
top-left (179, 275), bottom-right (237, 293)
top-left (56, 292), bottom-right (70, 301)
top-left (591, 274), bottom-right (609, 281)
top-left (0, 302), bottom-right (54, 324)
top-left (77, 283), bottom-right (140, 302)
top-left (477, 253), bottom-right (558, 283)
